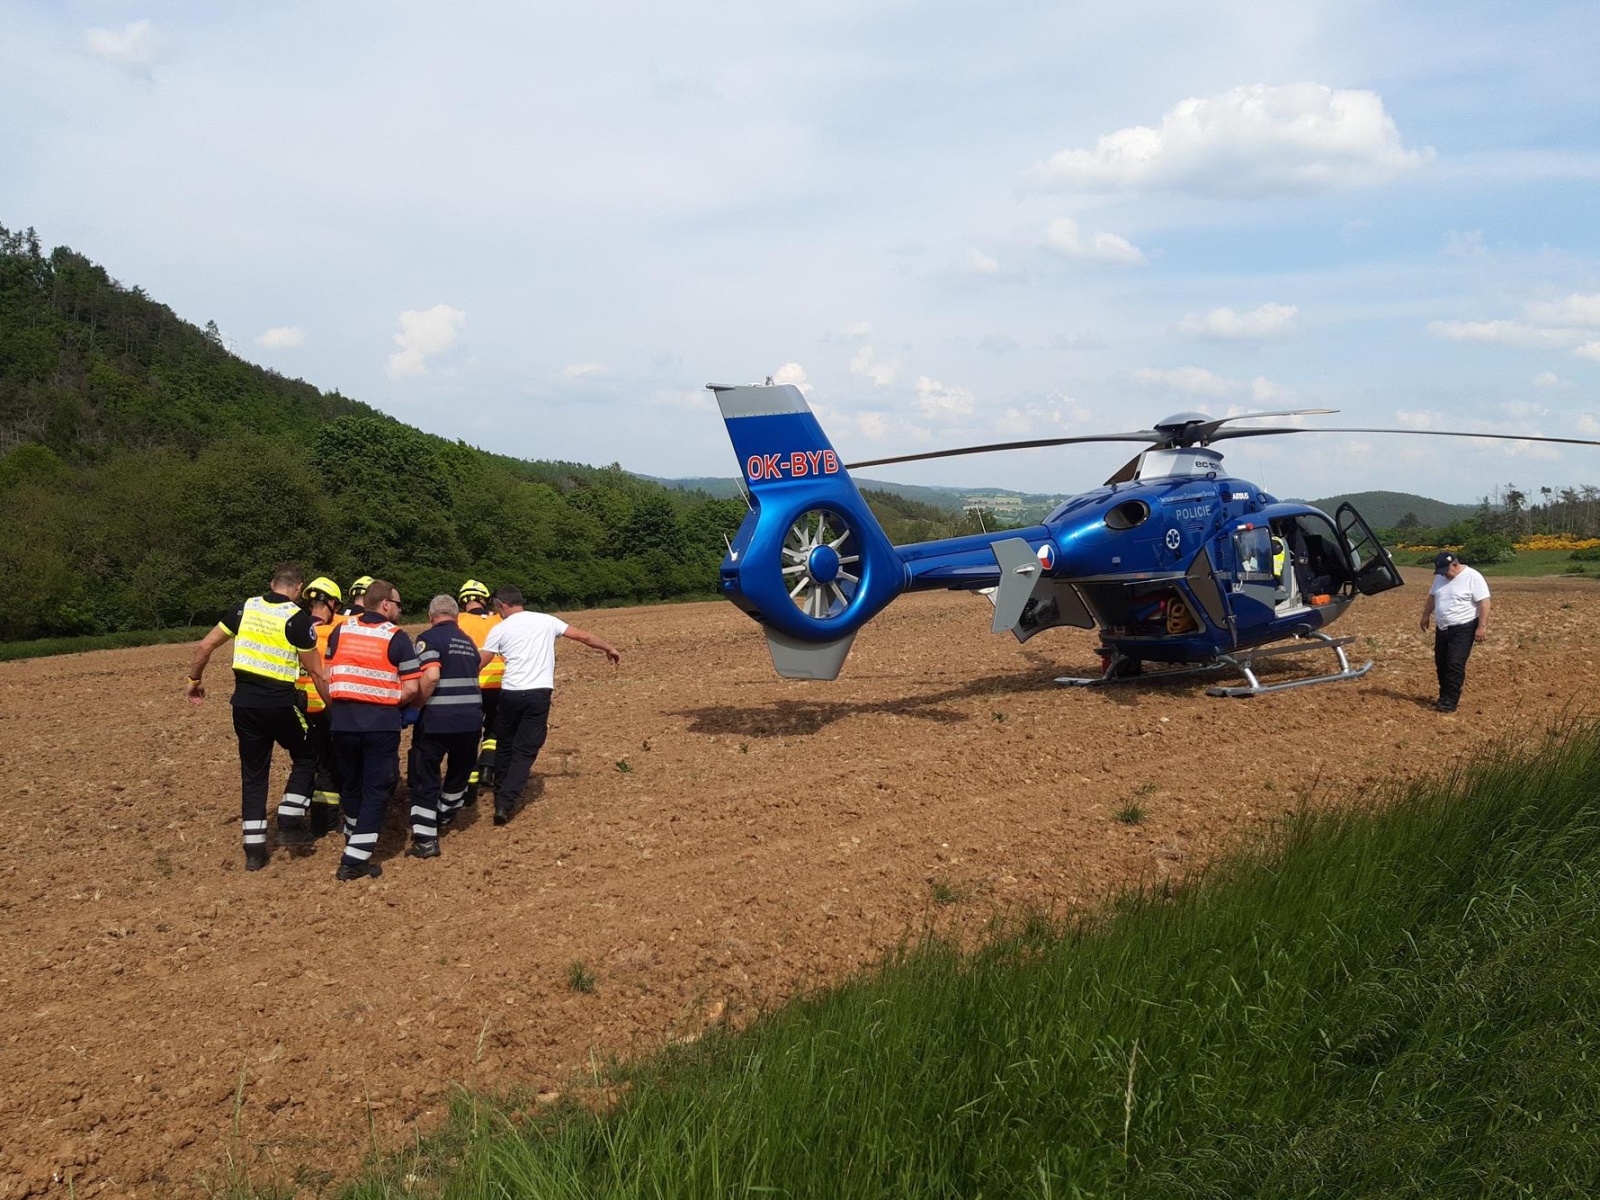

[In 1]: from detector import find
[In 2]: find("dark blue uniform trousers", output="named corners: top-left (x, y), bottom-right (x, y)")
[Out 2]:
top-left (1434, 619), bottom-right (1478, 711)
top-left (495, 688), bottom-right (552, 808)
top-left (410, 728), bottom-right (479, 839)
top-left (334, 729), bottom-right (401, 867)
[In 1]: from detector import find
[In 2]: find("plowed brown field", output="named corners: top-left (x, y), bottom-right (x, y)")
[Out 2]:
top-left (3, 571), bottom-right (1597, 1198)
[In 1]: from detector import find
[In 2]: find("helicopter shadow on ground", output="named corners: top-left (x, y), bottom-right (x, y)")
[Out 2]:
top-left (672, 664), bottom-right (1068, 739)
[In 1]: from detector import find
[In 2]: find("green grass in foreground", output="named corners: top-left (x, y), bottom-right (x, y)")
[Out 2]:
top-left (0, 625), bottom-right (210, 662)
top-left (314, 722), bottom-right (1600, 1199)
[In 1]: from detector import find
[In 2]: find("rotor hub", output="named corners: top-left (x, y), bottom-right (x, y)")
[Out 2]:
top-left (807, 544), bottom-right (841, 584)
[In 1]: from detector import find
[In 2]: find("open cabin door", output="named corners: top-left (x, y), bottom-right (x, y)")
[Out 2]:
top-left (1335, 503), bottom-right (1404, 596)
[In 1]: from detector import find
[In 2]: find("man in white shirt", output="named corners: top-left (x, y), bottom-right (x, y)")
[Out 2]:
top-left (480, 585), bottom-right (621, 825)
top-left (1419, 551), bottom-right (1491, 714)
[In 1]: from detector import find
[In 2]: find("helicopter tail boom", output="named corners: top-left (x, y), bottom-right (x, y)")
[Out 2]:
top-left (711, 382), bottom-right (908, 679)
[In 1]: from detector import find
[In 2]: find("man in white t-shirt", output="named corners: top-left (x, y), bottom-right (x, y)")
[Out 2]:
top-left (1419, 551), bottom-right (1491, 714)
top-left (480, 585), bottom-right (621, 825)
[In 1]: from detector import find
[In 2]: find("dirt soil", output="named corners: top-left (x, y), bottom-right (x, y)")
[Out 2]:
top-left (2, 570), bottom-right (1597, 1197)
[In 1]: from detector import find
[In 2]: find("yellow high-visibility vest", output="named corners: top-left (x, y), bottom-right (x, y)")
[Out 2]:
top-left (232, 596), bottom-right (301, 683)
top-left (297, 620), bottom-right (337, 712)
top-left (457, 609), bottom-right (504, 689)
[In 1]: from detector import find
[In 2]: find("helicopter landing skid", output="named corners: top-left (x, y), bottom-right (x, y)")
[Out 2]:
top-left (1208, 633), bottom-right (1371, 697)
top-left (1055, 633), bottom-right (1372, 698)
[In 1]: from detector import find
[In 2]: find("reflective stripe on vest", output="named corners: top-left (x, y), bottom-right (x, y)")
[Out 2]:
top-left (457, 610), bottom-right (504, 688)
top-left (327, 616), bottom-right (404, 705)
top-left (233, 597), bottom-right (301, 683)
top-left (297, 620), bottom-right (337, 712)
top-left (426, 676), bottom-right (481, 707)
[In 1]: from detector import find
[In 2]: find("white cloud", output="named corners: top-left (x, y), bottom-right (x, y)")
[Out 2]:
top-left (1532, 371), bottom-right (1572, 389)
top-left (85, 20), bottom-right (169, 77)
top-left (979, 333), bottom-right (1019, 354)
top-left (1131, 367), bottom-right (1291, 407)
top-left (849, 345), bottom-right (899, 386)
top-left (855, 411), bottom-right (891, 440)
top-left (993, 395), bottom-right (1094, 437)
top-left (1050, 330), bottom-right (1108, 351)
top-left (255, 326), bottom-right (305, 349)
top-left (964, 248), bottom-right (1000, 275)
top-left (1044, 217), bottom-right (1146, 266)
top-left (1394, 407), bottom-right (1564, 458)
top-left (386, 304), bottom-right (466, 379)
top-left (1425, 320), bottom-right (1584, 350)
top-left (1526, 293), bottom-right (1600, 327)
top-left (915, 375), bottom-right (975, 420)
top-left (1251, 376), bottom-right (1288, 403)
top-left (823, 322), bottom-right (873, 343)
top-left (772, 362), bottom-right (812, 394)
top-left (1443, 229), bottom-right (1487, 258)
top-left (1176, 303), bottom-right (1299, 341)
top-left (1576, 342), bottom-right (1600, 362)
top-left (1578, 415), bottom-right (1600, 436)
top-left (1131, 366), bottom-right (1234, 399)
top-left (1024, 84), bottom-right (1430, 197)
top-left (563, 362), bottom-right (608, 378)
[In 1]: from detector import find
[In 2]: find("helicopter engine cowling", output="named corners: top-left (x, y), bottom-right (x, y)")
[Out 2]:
top-left (712, 383), bottom-right (908, 678)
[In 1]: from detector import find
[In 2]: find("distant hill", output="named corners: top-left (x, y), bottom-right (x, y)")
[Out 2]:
top-left (1307, 491), bottom-right (1479, 530)
top-left (0, 224), bottom-right (752, 639)
top-left (640, 474), bottom-right (1069, 522)
top-left (0, 225), bottom-right (1013, 641)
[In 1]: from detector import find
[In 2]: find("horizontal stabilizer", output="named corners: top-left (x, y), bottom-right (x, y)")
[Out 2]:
top-left (764, 627), bottom-right (858, 680)
top-left (988, 537), bottom-right (1093, 643)
top-left (990, 538), bottom-right (1044, 635)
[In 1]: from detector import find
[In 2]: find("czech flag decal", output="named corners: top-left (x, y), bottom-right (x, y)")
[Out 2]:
top-left (1036, 543), bottom-right (1056, 571)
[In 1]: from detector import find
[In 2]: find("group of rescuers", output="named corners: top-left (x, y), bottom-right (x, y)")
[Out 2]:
top-left (183, 566), bottom-right (621, 880)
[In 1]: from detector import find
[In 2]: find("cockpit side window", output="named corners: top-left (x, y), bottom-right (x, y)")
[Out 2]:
top-left (1232, 527), bottom-right (1274, 584)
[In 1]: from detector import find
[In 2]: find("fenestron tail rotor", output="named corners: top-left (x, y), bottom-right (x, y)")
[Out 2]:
top-left (781, 509), bottom-right (861, 620)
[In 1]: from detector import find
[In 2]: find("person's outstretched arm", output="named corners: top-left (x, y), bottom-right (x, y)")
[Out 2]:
top-left (563, 625), bottom-right (621, 665)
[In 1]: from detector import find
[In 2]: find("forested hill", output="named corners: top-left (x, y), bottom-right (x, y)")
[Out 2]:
top-left (0, 224), bottom-right (760, 641)
top-left (1307, 490), bottom-right (1478, 530)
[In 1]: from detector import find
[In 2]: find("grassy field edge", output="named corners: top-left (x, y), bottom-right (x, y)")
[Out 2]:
top-left (231, 719), bottom-right (1600, 1199)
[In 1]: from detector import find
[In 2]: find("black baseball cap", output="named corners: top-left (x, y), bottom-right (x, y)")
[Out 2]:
top-left (1434, 551), bottom-right (1460, 574)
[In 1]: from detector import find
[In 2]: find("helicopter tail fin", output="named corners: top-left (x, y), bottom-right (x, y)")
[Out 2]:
top-left (710, 382), bottom-right (907, 679)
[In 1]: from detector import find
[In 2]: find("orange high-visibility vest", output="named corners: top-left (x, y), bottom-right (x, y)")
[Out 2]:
top-left (326, 615), bottom-right (405, 705)
top-left (296, 620), bottom-right (338, 713)
top-left (457, 609), bottom-right (504, 689)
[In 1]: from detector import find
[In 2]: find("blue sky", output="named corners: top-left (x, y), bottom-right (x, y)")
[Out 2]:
top-left (3, 0), bottom-right (1599, 502)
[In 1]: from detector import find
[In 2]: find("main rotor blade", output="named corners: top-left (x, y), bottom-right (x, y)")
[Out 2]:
top-left (846, 431), bottom-right (1161, 470)
top-left (1211, 425), bottom-right (1600, 448)
top-left (1194, 408), bottom-right (1338, 442)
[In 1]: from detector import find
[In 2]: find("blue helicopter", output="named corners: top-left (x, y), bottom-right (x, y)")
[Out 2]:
top-left (710, 380), bottom-right (1600, 696)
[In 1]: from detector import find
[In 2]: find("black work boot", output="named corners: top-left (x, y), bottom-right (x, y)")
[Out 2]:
top-left (277, 814), bottom-right (314, 848)
top-left (335, 860), bottom-right (382, 881)
top-left (405, 838), bottom-right (441, 859)
top-left (493, 799), bottom-right (513, 826)
top-left (244, 845), bottom-right (270, 871)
